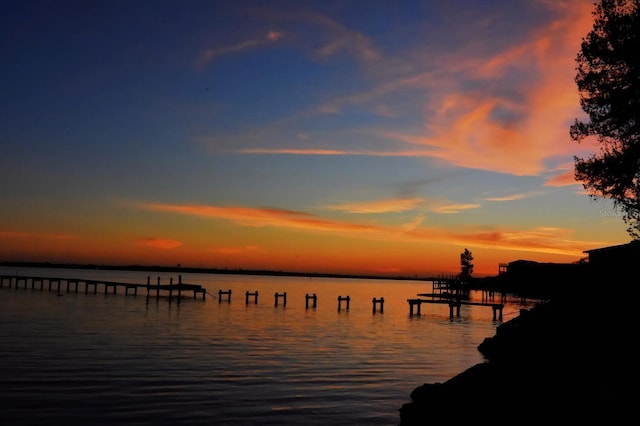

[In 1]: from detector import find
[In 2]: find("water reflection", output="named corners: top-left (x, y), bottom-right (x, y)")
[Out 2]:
top-left (0, 267), bottom-right (534, 425)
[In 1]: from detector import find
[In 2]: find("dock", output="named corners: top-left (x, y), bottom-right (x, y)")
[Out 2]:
top-left (0, 274), bottom-right (207, 302)
top-left (408, 276), bottom-right (504, 320)
top-left (407, 298), bottom-right (504, 320)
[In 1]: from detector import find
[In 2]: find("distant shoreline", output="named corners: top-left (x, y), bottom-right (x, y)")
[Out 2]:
top-left (0, 261), bottom-right (438, 282)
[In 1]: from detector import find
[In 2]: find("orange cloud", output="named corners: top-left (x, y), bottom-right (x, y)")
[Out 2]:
top-left (431, 203), bottom-right (481, 214)
top-left (545, 169), bottom-right (582, 187)
top-left (138, 237), bottom-right (183, 250)
top-left (406, 1), bottom-right (596, 176)
top-left (134, 201), bottom-right (603, 258)
top-left (406, 225), bottom-right (599, 258)
top-left (139, 203), bottom-right (380, 233)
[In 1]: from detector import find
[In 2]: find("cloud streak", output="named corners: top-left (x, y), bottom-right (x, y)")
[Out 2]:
top-left (325, 197), bottom-right (423, 214)
top-left (137, 237), bottom-right (183, 250)
top-left (139, 203), bottom-right (380, 233)
top-left (227, 1), bottom-right (596, 179)
top-left (135, 201), bottom-right (598, 257)
top-left (197, 30), bottom-right (283, 68)
top-left (252, 7), bottom-right (381, 62)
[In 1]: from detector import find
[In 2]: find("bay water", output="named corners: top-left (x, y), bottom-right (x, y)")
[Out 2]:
top-left (0, 267), bottom-right (533, 425)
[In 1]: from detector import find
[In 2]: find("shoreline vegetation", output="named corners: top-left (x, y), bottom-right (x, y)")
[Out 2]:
top-left (0, 260), bottom-right (447, 282)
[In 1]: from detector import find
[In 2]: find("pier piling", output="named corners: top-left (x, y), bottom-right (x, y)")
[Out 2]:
top-left (337, 295), bottom-right (350, 311)
top-left (219, 289), bottom-right (232, 303)
top-left (305, 293), bottom-right (317, 309)
top-left (274, 292), bottom-right (287, 307)
top-left (372, 297), bottom-right (384, 314)
top-left (246, 290), bottom-right (258, 304)
top-left (407, 299), bottom-right (423, 316)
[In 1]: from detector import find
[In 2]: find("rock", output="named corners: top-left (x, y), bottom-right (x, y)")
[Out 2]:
top-left (398, 299), bottom-right (637, 425)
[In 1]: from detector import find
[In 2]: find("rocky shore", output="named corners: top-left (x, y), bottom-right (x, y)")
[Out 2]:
top-left (398, 294), bottom-right (637, 424)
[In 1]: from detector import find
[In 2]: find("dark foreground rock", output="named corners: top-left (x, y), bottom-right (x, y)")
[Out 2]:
top-left (398, 299), bottom-right (637, 425)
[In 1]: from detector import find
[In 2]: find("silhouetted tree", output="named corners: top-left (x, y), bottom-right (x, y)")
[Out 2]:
top-left (460, 248), bottom-right (474, 280)
top-left (570, 0), bottom-right (640, 239)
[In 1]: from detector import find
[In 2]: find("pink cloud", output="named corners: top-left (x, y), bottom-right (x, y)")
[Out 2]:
top-left (544, 169), bottom-right (582, 187)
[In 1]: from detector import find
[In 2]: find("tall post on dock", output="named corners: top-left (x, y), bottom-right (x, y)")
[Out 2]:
top-left (305, 293), bottom-right (317, 309)
top-left (372, 297), bottom-right (384, 314)
top-left (177, 275), bottom-right (182, 303)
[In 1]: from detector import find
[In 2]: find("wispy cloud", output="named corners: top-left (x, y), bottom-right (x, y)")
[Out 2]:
top-left (484, 191), bottom-right (539, 202)
top-left (373, 2), bottom-right (595, 176)
top-left (406, 225), bottom-right (598, 257)
top-left (402, 214), bottom-right (426, 232)
top-left (252, 8), bottom-right (381, 62)
top-left (197, 30), bottom-right (283, 68)
top-left (544, 169), bottom-right (582, 187)
top-left (324, 197), bottom-right (423, 213)
top-left (431, 203), bottom-right (481, 214)
top-left (228, 1), bottom-right (595, 178)
top-left (139, 203), bottom-right (380, 233)
top-left (238, 148), bottom-right (439, 156)
top-left (135, 201), bottom-right (598, 257)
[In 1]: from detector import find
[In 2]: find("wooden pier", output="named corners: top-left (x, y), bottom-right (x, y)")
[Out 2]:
top-left (0, 274), bottom-right (207, 302)
top-left (408, 277), bottom-right (504, 320)
top-left (407, 298), bottom-right (504, 320)
top-left (2, 273), bottom-right (511, 321)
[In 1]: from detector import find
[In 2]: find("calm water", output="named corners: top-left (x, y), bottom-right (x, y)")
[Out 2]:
top-left (0, 267), bottom-right (533, 425)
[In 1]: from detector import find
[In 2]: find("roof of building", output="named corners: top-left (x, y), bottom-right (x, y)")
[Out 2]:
top-left (583, 240), bottom-right (640, 254)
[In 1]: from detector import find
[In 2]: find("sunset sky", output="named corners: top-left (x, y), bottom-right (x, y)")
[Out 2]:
top-left (0, 0), bottom-right (631, 277)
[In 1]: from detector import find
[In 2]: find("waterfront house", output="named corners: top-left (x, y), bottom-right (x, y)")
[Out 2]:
top-left (583, 239), bottom-right (640, 280)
